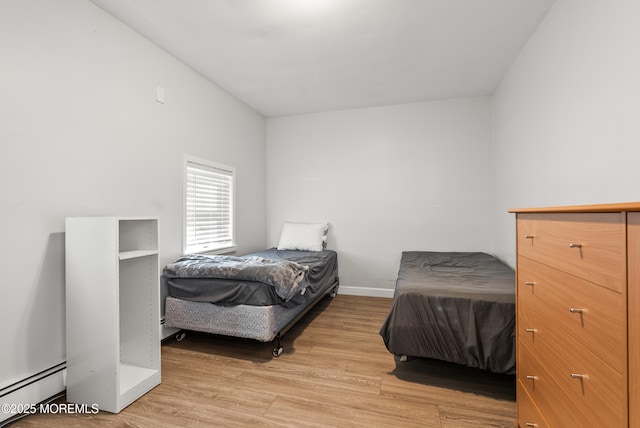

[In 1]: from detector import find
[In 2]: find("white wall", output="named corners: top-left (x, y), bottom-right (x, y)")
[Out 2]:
top-left (492, 0), bottom-right (640, 266)
top-left (0, 0), bottom-right (265, 412)
top-left (267, 98), bottom-right (493, 296)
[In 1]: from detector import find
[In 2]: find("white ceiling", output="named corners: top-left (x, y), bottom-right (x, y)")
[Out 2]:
top-left (90, 0), bottom-right (556, 117)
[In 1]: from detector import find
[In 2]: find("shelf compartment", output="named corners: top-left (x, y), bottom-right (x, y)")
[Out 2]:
top-left (119, 250), bottom-right (159, 260)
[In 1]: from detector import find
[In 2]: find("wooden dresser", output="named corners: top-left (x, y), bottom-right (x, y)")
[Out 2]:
top-left (510, 203), bottom-right (640, 428)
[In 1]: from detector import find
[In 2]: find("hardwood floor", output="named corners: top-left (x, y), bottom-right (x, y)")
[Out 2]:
top-left (10, 295), bottom-right (515, 427)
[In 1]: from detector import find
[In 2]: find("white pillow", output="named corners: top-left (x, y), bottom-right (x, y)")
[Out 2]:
top-left (277, 222), bottom-right (328, 251)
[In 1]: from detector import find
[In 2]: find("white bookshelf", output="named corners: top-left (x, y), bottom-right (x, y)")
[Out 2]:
top-left (65, 217), bottom-right (161, 414)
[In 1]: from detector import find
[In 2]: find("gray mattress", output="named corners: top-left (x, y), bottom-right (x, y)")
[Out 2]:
top-left (164, 249), bottom-right (339, 343)
top-left (379, 251), bottom-right (515, 374)
top-left (164, 248), bottom-right (338, 307)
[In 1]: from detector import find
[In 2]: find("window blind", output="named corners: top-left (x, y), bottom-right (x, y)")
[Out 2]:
top-left (184, 159), bottom-right (234, 253)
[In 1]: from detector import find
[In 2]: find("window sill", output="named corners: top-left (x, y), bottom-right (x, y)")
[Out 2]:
top-left (184, 244), bottom-right (237, 256)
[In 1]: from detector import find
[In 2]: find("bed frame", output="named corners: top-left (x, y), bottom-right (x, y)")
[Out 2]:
top-left (165, 279), bottom-right (339, 356)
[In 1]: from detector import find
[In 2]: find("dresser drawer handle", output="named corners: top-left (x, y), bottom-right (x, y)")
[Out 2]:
top-left (524, 281), bottom-right (536, 286)
top-left (525, 328), bottom-right (537, 333)
top-left (569, 242), bottom-right (583, 248)
top-left (524, 235), bottom-right (535, 239)
top-left (525, 423), bottom-right (538, 427)
top-left (571, 373), bottom-right (587, 394)
top-left (526, 375), bottom-right (538, 380)
top-left (570, 308), bottom-right (584, 314)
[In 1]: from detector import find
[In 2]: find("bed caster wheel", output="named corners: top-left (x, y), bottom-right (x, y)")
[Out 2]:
top-left (272, 346), bottom-right (283, 357)
top-left (176, 332), bottom-right (186, 342)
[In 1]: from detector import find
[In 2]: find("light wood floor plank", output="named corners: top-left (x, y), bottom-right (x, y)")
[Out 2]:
top-left (265, 394), bottom-right (441, 428)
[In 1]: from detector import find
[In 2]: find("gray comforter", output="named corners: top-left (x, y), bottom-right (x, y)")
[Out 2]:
top-left (164, 254), bottom-right (309, 301)
top-left (380, 251), bottom-right (515, 374)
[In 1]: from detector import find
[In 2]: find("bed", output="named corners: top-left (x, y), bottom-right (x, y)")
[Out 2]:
top-left (379, 251), bottom-right (515, 374)
top-left (163, 222), bottom-right (339, 357)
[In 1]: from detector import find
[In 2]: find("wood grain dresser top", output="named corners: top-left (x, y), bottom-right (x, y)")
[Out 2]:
top-left (509, 201), bottom-right (640, 213)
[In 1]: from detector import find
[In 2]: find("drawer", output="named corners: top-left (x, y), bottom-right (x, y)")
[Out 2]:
top-left (517, 257), bottom-right (626, 373)
top-left (517, 381), bottom-right (549, 428)
top-left (517, 348), bottom-right (596, 427)
top-left (517, 305), bottom-right (626, 428)
top-left (516, 213), bottom-right (625, 292)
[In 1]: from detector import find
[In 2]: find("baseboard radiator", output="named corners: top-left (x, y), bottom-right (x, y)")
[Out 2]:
top-left (0, 363), bottom-right (65, 425)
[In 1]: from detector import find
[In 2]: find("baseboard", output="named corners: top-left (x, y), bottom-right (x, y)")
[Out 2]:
top-left (0, 363), bottom-right (66, 425)
top-left (337, 286), bottom-right (394, 298)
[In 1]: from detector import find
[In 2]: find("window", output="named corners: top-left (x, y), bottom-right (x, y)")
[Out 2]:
top-left (183, 156), bottom-right (236, 254)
